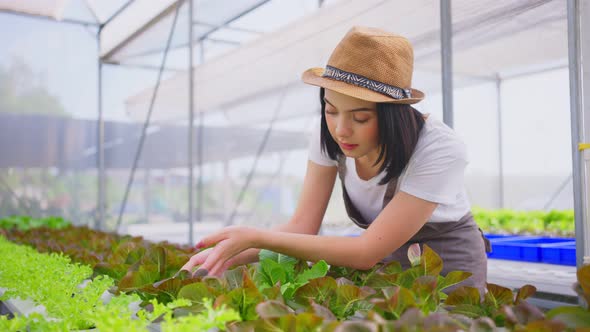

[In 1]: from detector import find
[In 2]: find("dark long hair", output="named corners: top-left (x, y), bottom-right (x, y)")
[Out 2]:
top-left (319, 88), bottom-right (425, 185)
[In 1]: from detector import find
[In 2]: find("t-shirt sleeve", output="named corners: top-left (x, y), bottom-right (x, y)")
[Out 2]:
top-left (307, 124), bottom-right (338, 167)
top-left (399, 139), bottom-right (468, 205)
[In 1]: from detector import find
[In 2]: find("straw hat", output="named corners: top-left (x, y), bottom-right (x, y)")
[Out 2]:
top-left (302, 26), bottom-right (424, 104)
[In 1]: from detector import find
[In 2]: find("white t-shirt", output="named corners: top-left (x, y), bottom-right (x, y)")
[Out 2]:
top-left (308, 116), bottom-right (471, 223)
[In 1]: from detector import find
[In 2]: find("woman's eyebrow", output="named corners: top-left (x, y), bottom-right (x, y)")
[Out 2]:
top-left (323, 97), bottom-right (335, 108)
top-left (323, 98), bottom-right (374, 112)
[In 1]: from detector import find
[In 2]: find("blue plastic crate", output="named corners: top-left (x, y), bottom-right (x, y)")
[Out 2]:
top-left (483, 234), bottom-right (521, 241)
top-left (541, 242), bottom-right (576, 266)
top-left (487, 237), bottom-right (573, 263)
top-left (486, 236), bottom-right (539, 260)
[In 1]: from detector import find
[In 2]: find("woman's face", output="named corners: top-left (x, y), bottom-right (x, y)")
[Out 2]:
top-left (324, 89), bottom-right (380, 163)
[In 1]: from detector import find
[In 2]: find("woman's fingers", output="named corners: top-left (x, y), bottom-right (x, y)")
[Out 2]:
top-left (197, 243), bottom-right (223, 272)
top-left (195, 229), bottom-right (229, 249)
top-left (192, 268), bottom-right (209, 277)
top-left (184, 227), bottom-right (251, 277)
top-left (208, 257), bottom-right (235, 277)
top-left (198, 240), bottom-right (236, 276)
top-left (181, 240), bottom-right (230, 275)
top-left (208, 249), bottom-right (236, 276)
top-left (181, 248), bottom-right (212, 271)
top-left (195, 226), bottom-right (246, 249)
top-left (219, 259), bottom-right (236, 275)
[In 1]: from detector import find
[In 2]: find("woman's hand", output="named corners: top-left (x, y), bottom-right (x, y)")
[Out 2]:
top-left (182, 226), bottom-right (261, 277)
top-left (180, 247), bottom-right (213, 275)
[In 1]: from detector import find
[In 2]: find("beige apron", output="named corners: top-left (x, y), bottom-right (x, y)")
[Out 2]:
top-left (337, 156), bottom-right (490, 293)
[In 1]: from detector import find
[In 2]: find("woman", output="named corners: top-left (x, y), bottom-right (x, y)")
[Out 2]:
top-left (182, 26), bottom-right (489, 292)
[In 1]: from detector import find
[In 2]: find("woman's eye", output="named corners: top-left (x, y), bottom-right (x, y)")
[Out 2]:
top-left (354, 118), bottom-right (369, 123)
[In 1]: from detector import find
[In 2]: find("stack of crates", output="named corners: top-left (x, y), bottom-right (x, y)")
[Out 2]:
top-left (485, 234), bottom-right (575, 266)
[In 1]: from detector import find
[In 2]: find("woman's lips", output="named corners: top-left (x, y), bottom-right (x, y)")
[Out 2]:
top-left (340, 143), bottom-right (358, 150)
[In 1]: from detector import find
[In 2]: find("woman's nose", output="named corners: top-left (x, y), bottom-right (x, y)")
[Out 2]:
top-left (335, 119), bottom-right (352, 138)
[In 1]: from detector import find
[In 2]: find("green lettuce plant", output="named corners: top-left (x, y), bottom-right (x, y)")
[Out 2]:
top-left (255, 249), bottom-right (329, 300)
top-left (546, 264), bottom-right (590, 329)
top-left (0, 215), bottom-right (70, 231)
top-left (473, 207), bottom-right (574, 237)
top-left (161, 298), bottom-right (241, 332)
top-left (0, 236), bottom-right (114, 329)
top-left (0, 312), bottom-right (70, 332)
top-left (4, 222), bottom-right (589, 331)
top-left (86, 293), bottom-right (150, 332)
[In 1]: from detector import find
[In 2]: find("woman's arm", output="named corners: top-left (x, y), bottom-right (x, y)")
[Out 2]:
top-left (198, 190), bottom-right (438, 273)
top-left (183, 161), bottom-right (337, 273)
top-left (280, 160), bottom-right (339, 234)
top-left (246, 191), bottom-right (437, 270)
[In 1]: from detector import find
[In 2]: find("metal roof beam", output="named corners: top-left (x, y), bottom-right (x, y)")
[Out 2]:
top-left (100, 0), bottom-right (270, 62)
top-left (99, 0), bottom-right (180, 60)
top-left (0, 9), bottom-right (99, 27)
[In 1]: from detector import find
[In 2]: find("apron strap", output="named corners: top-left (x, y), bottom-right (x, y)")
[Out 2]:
top-left (337, 155), bottom-right (371, 228)
top-left (382, 178), bottom-right (397, 208)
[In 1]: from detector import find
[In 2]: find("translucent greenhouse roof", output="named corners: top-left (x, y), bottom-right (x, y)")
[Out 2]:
top-left (123, 0), bottom-right (568, 121)
top-left (0, 0), bottom-right (570, 110)
top-left (0, 0), bottom-right (328, 59)
top-left (98, 0), bottom-right (331, 68)
top-left (0, 0), bottom-right (128, 25)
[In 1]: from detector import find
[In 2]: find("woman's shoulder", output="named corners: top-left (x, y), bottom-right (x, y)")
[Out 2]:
top-left (415, 116), bottom-right (468, 162)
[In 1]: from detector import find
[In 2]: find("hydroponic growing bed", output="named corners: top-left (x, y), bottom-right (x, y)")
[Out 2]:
top-left (0, 216), bottom-right (588, 331)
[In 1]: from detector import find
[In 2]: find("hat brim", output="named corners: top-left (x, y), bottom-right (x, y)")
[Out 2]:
top-left (302, 68), bottom-right (424, 104)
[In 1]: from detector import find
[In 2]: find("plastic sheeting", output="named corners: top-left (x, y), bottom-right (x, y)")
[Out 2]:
top-left (0, 113), bottom-right (307, 169)
top-left (123, 0), bottom-right (567, 121)
top-left (0, 0), bottom-right (69, 20)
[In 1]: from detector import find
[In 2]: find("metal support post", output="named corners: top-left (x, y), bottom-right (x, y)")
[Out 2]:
top-left (440, 0), bottom-right (454, 128)
top-left (566, 0), bottom-right (589, 267)
top-left (188, 0), bottom-right (195, 245)
top-left (97, 29), bottom-right (105, 231)
top-left (496, 75), bottom-right (504, 208)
